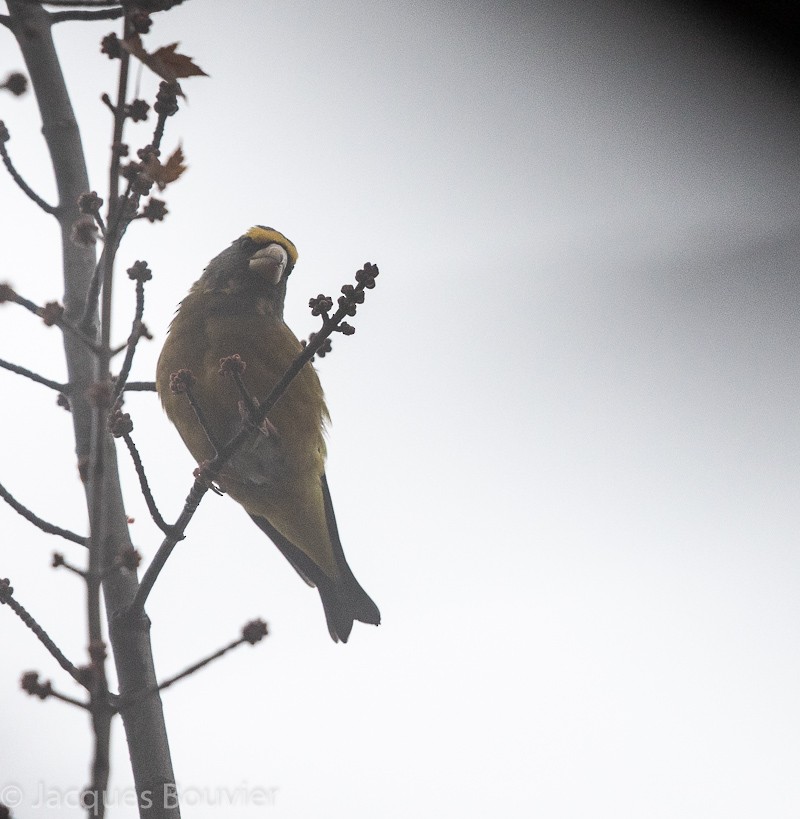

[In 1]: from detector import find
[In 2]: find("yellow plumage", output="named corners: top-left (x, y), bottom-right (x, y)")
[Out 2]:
top-left (155, 226), bottom-right (379, 642)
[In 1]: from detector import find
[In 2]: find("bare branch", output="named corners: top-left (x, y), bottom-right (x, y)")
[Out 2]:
top-left (0, 123), bottom-right (58, 214)
top-left (0, 357), bottom-right (67, 392)
top-left (0, 479), bottom-right (88, 546)
top-left (120, 430), bottom-right (177, 537)
top-left (52, 551), bottom-right (88, 577)
top-left (128, 476), bottom-right (208, 614)
top-left (1, 285), bottom-right (101, 353)
top-left (122, 380), bottom-right (156, 392)
top-left (51, 8), bottom-right (124, 22)
top-left (113, 262), bottom-right (150, 399)
top-left (21, 671), bottom-right (90, 709)
top-left (39, 0), bottom-right (122, 6)
top-left (219, 354), bottom-right (259, 420)
top-left (79, 244), bottom-right (108, 333)
top-left (167, 369), bottom-right (222, 453)
top-left (119, 620), bottom-right (268, 709)
top-left (80, 82), bottom-right (178, 332)
top-left (0, 578), bottom-right (86, 687)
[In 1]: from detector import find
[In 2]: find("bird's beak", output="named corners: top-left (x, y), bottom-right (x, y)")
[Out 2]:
top-left (249, 243), bottom-right (289, 284)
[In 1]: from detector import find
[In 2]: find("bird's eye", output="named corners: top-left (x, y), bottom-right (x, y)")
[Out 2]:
top-left (249, 243), bottom-right (288, 284)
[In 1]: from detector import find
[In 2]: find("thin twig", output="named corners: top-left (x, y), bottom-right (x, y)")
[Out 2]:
top-left (0, 136), bottom-right (58, 214)
top-left (128, 477), bottom-right (208, 613)
top-left (4, 288), bottom-right (101, 353)
top-left (38, 0), bottom-right (121, 6)
top-left (0, 479), bottom-right (88, 546)
top-left (0, 580), bottom-right (86, 687)
top-left (79, 177), bottom-right (132, 334)
top-left (113, 327), bottom-right (142, 398)
top-left (119, 619), bottom-right (267, 709)
top-left (50, 688), bottom-right (91, 709)
top-left (53, 552), bottom-right (88, 578)
top-left (232, 369), bottom-right (259, 419)
top-left (79, 250), bottom-right (105, 332)
top-left (151, 108), bottom-right (170, 153)
top-left (113, 276), bottom-right (146, 399)
top-left (21, 671), bottom-right (90, 709)
top-left (122, 380), bottom-right (156, 392)
top-left (121, 637), bottom-right (245, 709)
top-left (0, 357), bottom-right (67, 391)
top-left (51, 8), bottom-right (124, 22)
top-left (159, 637), bottom-right (247, 691)
top-left (121, 432), bottom-right (176, 537)
top-left (94, 209), bottom-right (107, 238)
top-left (181, 378), bottom-right (221, 454)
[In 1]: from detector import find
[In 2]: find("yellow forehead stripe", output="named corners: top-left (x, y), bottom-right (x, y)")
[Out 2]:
top-left (245, 226), bottom-right (298, 267)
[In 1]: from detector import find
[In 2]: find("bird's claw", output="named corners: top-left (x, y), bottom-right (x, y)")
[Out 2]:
top-left (238, 398), bottom-right (279, 439)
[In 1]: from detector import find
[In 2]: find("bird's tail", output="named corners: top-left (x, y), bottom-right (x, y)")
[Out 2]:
top-left (249, 474), bottom-right (380, 642)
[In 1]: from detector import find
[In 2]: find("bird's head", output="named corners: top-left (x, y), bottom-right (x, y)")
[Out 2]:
top-left (191, 226), bottom-right (299, 312)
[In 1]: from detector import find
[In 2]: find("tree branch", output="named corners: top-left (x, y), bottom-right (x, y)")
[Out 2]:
top-left (113, 265), bottom-right (149, 400)
top-left (0, 479), bottom-right (88, 546)
top-left (0, 125), bottom-right (58, 214)
top-left (51, 8), bottom-right (125, 22)
top-left (119, 620), bottom-right (268, 710)
top-left (21, 671), bottom-right (90, 709)
top-left (120, 430), bottom-right (176, 537)
top-left (39, 0), bottom-right (122, 6)
top-left (0, 578), bottom-right (86, 687)
top-left (123, 380), bottom-right (156, 392)
top-left (0, 357), bottom-right (67, 392)
top-left (1, 285), bottom-right (102, 353)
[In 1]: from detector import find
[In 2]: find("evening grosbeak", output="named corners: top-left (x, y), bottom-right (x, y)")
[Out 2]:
top-left (155, 226), bottom-right (380, 642)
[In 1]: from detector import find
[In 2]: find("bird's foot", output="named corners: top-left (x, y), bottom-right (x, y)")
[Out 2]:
top-left (193, 461), bottom-right (225, 495)
top-left (238, 398), bottom-right (279, 439)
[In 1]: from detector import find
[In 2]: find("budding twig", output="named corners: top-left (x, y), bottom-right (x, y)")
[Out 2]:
top-left (168, 369), bottom-right (221, 453)
top-left (118, 619), bottom-right (268, 710)
top-left (121, 380), bottom-right (156, 392)
top-left (107, 399), bottom-right (181, 536)
top-left (0, 579), bottom-right (86, 687)
top-left (0, 479), bottom-right (88, 547)
top-left (51, 9), bottom-right (125, 24)
top-left (0, 285), bottom-right (101, 353)
top-left (219, 354), bottom-right (259, 421)
top-left (113, 261), bottom-right (152, 400)
top-left (0, 357), bottom-right (67, 392)
top-left (20, 671), bottom-right (90, 710)
top-left (0, 121), bottom-right (57, 214)
top-left (52, 552), bottom-right (88, 578)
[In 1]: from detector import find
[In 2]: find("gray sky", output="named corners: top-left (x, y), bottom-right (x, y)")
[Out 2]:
top-left (1, 0), bottom-right (800, 816)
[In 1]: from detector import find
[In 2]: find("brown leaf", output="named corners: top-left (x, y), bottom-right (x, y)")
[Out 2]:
top-left (141, 145), bottom-right (187, 191)
top-left (161, 145), bottom-right (187, 187)
top-left (121, 34), bottom-right (208, 85)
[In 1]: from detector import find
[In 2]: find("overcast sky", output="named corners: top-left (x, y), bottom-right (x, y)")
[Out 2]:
top-left (1, 1), bottom-right (800, 817)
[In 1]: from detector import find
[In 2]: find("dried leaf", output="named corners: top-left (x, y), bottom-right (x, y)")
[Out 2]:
top-left (161, 145), bottom-right (187, 187)
top-left (141, 145), bottom-right (187, 191)
top-left (121, 35), bottom-right (208, 85)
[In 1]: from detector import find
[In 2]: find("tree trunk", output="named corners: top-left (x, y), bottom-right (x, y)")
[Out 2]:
top-left (5, 4), bottom-right (179, 816)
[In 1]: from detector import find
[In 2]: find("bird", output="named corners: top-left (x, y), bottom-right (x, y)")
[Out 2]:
top-left (155, 225), bottom-right (380, 642)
